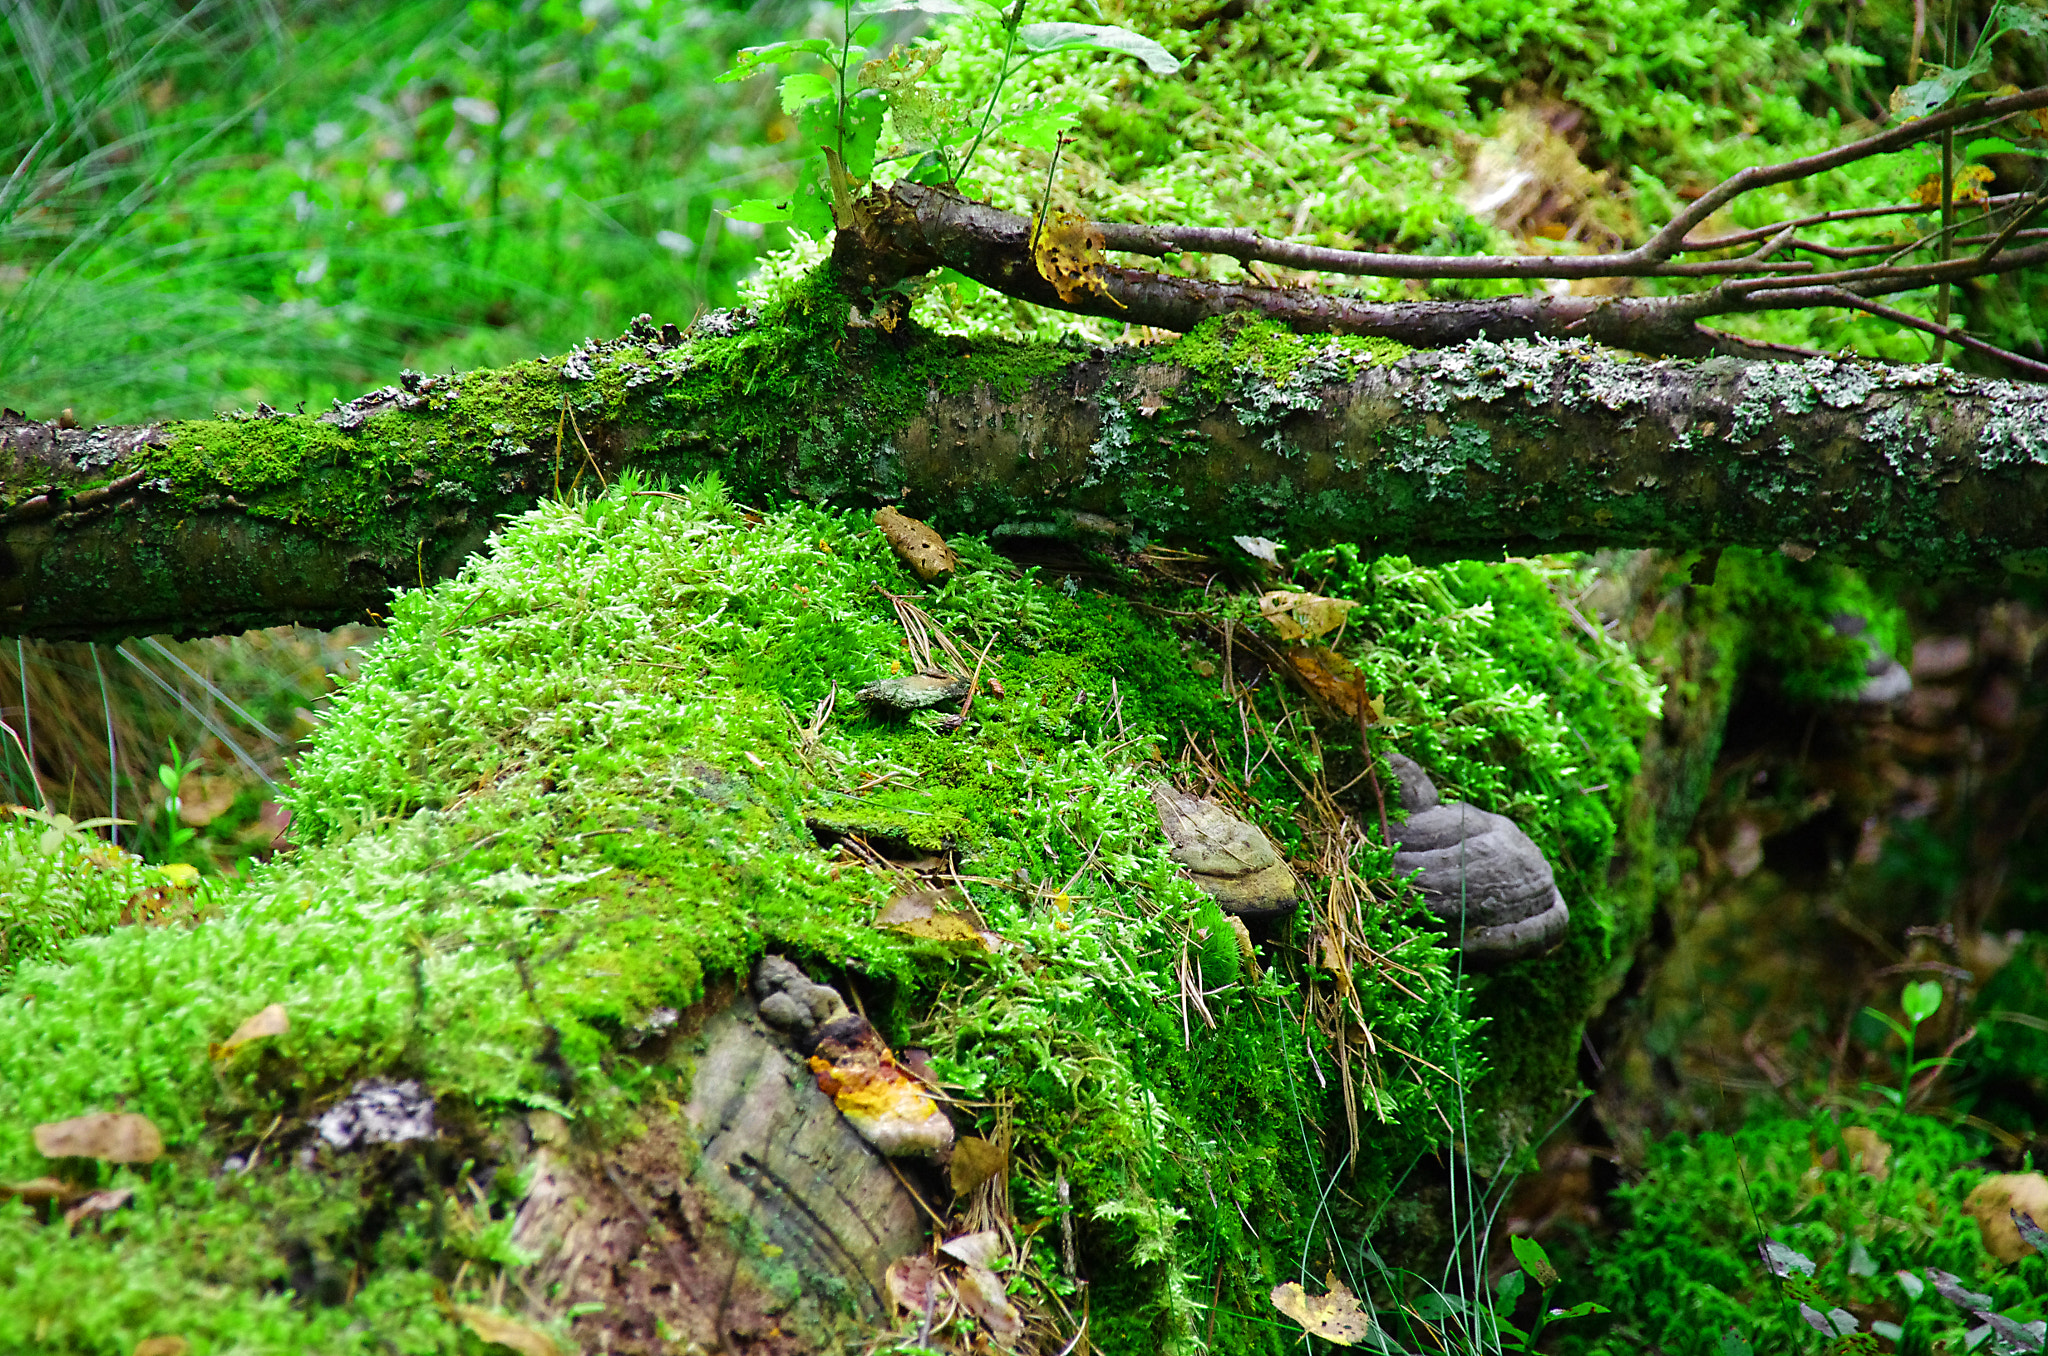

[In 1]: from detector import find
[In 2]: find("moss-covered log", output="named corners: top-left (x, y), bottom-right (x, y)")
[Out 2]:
top-left (5, 291), bottom-right (2046, 640)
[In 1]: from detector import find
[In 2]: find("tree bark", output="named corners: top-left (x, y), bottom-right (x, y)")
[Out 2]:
top-left (3, 303), bottom-right (2045, 641)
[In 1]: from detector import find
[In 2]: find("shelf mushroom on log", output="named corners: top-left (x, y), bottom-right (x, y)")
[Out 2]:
top-left (1386, 752), bottom-right (1571, 968)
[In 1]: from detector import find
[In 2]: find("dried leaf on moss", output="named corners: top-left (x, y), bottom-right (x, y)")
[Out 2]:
top-left (877, 887), bottom-right (1001, 952)
top-left (1285, 645), bottom-right (1382, 724)
top-left (876, 507), bottom-right (958, 583)
top-left (210, 1002), bottom-right (289, 1061)
top-left (452, 1306), bottom-right (563, 1356)
top-left (1259, 590), bottom-right (1356, 641)
top-left (132, 1339), bottom-right (189, 1356)
top-left (34, 1112), bottom-right (164, 1163)
top-left (1271, 1273), bottom-right (1372, 1346)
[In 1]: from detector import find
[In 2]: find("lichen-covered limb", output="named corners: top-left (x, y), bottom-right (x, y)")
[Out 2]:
top-left (4, 303), bottom-right (2046, 640)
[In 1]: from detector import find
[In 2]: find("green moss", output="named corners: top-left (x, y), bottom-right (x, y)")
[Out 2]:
top-left (1553, 1109), bottom-right (2038, 1356)
top-left (1161, 314), bottom-right (1409, 404)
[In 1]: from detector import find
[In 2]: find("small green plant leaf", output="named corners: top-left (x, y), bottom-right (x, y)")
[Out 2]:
top-left (779, 72), bottom-right (835, 113)
top-left (715, 39), bottom-right (836, 84)
top-left (1015, 23), bottom-right (1181, 74)
top-left (1760, 1238), bottom-right (1816, 1277)
top-left (1902, 979), bottom-right (1943, 1024)
top-left (1847, 1235), bottom-right (1879, 1277)
top-left (1891, 62), bottom-right (1990, 121)
top-left (1510, 1235), bottom-right (1560, 1287)
top-left (1897, 1270), bottom-right (1926, 1301)
top-left (1717, 1329), bottom-right (1755, 1356)
top-left (1548, 1301), bottom-right (1610, 1320)
top-left (850, 0), bottom-right (970, 16)
top-left (724, 199), bottom-right (794, 224)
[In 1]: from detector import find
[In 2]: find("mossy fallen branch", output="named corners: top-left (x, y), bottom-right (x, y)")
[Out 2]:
top-left (3, 278), bottom-right (2045, 641)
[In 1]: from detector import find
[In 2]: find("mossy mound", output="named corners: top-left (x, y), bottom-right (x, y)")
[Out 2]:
top-left (0, 475), bottom-right (1663, 1354)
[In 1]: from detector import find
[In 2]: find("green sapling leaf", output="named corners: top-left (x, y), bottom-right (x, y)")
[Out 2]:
top-left (1014, 23), bottom-right (1182, 74)
top-left (1897, 1270), bottom-right (1926, 1301)
top-left (1902, 979), bottom-right (1943, 1025)
top-left (724, 198), bottom-right (794, 224)
top-left (1717, 1328), bottom-right (1755, 1356)
top-left (850, 0), bottom-right (970, 16)
top-left (1510, 1234), bottom-right (1560, 1287)
top-left (779, 72), bottom-right (835, 113)
top-left (1548, 1302), bottom-right (1610, 1320)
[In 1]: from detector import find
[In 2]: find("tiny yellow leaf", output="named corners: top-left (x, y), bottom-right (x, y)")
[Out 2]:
top-left (1271, 1273), bottom-right (1373, 1346)
top-left (211, 1003), bottom-right (289, 1061)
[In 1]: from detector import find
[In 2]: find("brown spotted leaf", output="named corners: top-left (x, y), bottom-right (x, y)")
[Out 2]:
top-left (210, 1003), bottom-right (289, 1061)
top-left (875, 507), bottom-right (958, 584)
top-left (34, 1112), bottom-right (163, 1164)
top-left (1271, 1273), bottom-right (1373, 1346)
top-left (1030, 208), bottom-right (1121, 307)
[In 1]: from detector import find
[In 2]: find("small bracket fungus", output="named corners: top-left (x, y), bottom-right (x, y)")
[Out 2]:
top-left (1150, 783), bottom-right (1299, 917)
top-left (752, 956), bottom-right (954, 1159)
top-left (1386, 752), bottom-right (1570, 968)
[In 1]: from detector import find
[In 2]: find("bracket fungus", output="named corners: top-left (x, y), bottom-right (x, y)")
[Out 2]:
top-left (752, 956), bottom-right (954, 1159)
top-left (1150, 784), bottom-right (1299, 917)
top-left (1385, 752), bottom-right (1570, 968)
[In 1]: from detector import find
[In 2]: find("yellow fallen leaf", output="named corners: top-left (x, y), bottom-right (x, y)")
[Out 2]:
top-left (1271, 1272), bottom-right (1373, 1346)
top-left (453, 1306), bottom-right (564, 1356)
top-left (875, 507), bottom-right (958, 584)
top-left (1259, 590), bottom-right (1357, 642)
top-left (34, 1112), bottom-right (163, 1164)
top-left (211, 1003), bottom-right (289, 1061)
top-left (132, 1338), bottom-right (189, 1356)
top-left (1031, 208), bottom-right (1123, 308)
top-left (876, 888), bottom-right (1000, 953)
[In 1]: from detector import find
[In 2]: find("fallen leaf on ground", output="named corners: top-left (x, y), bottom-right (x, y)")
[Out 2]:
top-left (452, 1305), bottom-right (563, 1356)
top-left (210, 1003), bottom-right (289, 1061)
top-left (34, 1112), bottom-right (163, 1164)
top-left (940, 1229), bottom-right (1005, 1268)
top-left (1286, 646), bottom-right (1382, 724)
top-left (887, 1253), bottom-right (940, 1317)
top-left (949, 1136), bottom-right (1007, 1196)
top-left (64, 1187), bottom-right (135, 1228)
top-left (1271, 1272), bottom-right (1372, 1346)
top-left (1259, 590), bottom-right (1356, 641)
top-left (1966, 1173), bottom-right (2048, 1262)
top-left (132, 1339), bottom-right (188, 1356)
top-left (955, 1262), bottom-right (1024, 1345)
top-left (1840, 1126), bottom-right (1890, 1180)
top-left (877, 888), bottom-right (1001, 952)
top-left (876, 507), bottom-right (958, 584)
top-left (0, 1176), bottom-right (74, 1203)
